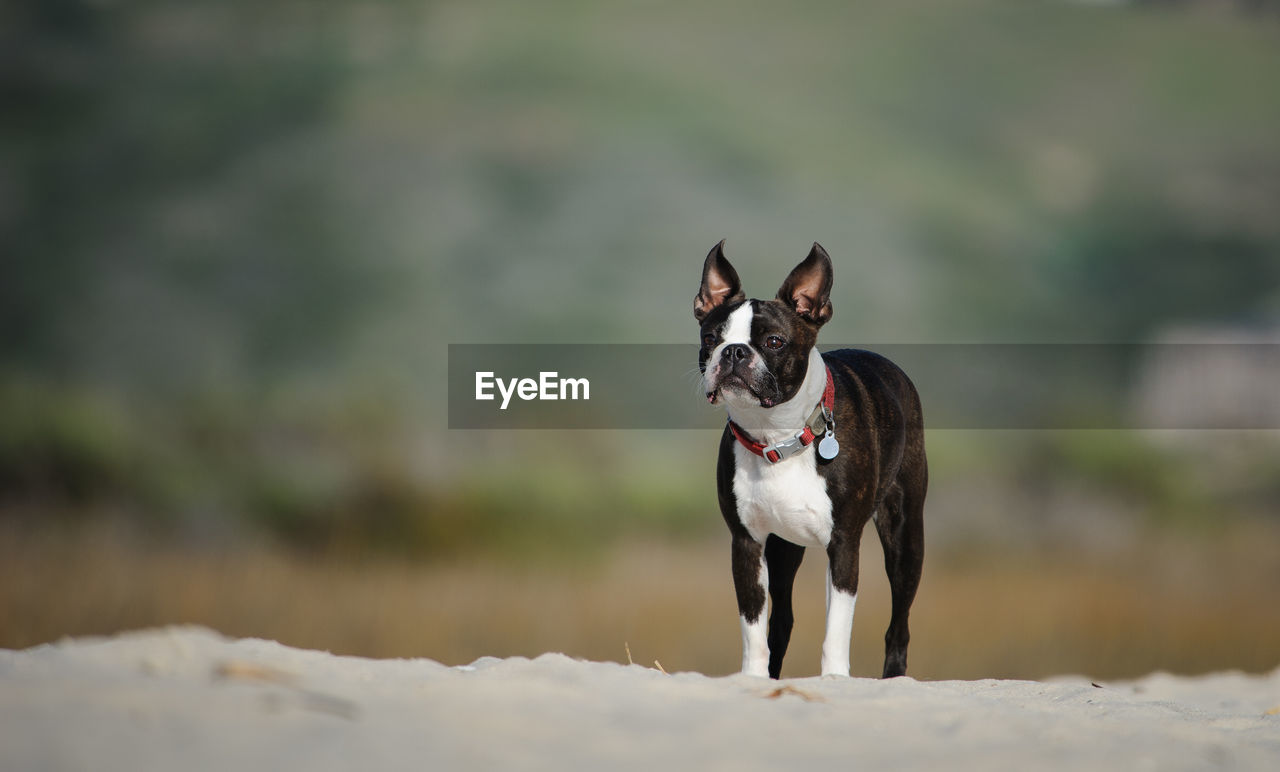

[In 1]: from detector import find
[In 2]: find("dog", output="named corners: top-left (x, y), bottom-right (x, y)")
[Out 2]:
top-left (695, 240), bottom-right (927, 679)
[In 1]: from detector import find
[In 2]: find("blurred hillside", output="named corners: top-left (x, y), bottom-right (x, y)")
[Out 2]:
top-left (4, 0), bottom-right (1280, 541)
top-left (2, 1), bottom-right (1279, 674)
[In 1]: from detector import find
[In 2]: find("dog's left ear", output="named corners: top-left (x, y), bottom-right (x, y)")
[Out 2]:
top-left (777, 242), bottom-right (833, 325)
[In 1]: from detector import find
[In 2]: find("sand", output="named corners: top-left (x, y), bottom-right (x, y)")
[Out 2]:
top-left (2, 627), bottom-right (1277, 771)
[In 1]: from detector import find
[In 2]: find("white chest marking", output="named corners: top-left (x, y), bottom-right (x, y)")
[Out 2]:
top-left (731, 443), bottom-right (833, 549)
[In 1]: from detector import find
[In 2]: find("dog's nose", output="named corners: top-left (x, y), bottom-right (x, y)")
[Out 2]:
top-left (721, 344), bottom-right (750, 363)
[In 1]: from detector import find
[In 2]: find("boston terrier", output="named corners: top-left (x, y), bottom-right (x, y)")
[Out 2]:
top-left (695, 240), bottom-right (927, 679)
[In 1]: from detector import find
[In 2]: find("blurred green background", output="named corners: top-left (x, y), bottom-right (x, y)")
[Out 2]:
top-left (3, 0), bottom-right (1279, 680)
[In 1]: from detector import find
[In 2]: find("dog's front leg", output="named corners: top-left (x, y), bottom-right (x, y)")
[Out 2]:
top-left (730, 534), bottom-right (769, 677)
top-left (821, 529), bottom-right (861, 676)
top-left (821, 565), bottom-right (857, 676)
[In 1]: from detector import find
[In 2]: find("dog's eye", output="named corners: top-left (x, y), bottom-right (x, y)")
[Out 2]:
top-left (703, 333), bottom-right (716, 348)
top-left (766, 336), bottom-right (785, 350)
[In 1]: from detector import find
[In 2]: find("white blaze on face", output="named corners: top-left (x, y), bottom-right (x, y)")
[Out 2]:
top-left (704, 301), bottom-right (756, 397)
top-left (720, 300), bottom-right (755, 347)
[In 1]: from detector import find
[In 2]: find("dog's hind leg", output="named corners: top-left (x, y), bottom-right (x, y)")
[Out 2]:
top-left (876, 474), bottom-right (926, 678)
top-left (764, 535), bottom-right (805, 679)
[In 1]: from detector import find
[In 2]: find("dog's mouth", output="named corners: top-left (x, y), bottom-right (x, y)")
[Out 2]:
top-left (706, 373), bottom-right (778, 408)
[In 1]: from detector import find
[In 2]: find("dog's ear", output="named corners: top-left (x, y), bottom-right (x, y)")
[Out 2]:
top-left (777, 242), bottom-right (833, 326)
top-left (694, 239), bottom-right (745, 322)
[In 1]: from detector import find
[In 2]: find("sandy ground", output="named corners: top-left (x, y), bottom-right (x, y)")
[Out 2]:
top-left (2, 627), bottom-right (1278, 771)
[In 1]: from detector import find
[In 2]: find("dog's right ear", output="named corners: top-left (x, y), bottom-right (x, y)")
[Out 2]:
top-left (777, 242), bottom-right (833, 326)
top-left (694, 239), bottom-right (745, 322)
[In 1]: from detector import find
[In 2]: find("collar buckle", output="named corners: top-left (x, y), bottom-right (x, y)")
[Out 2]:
top-left (761, 434), bottom-right (807, 464)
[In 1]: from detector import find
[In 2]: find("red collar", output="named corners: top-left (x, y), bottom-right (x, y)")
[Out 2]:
top-left (729, 365), bottom-right (835, 464)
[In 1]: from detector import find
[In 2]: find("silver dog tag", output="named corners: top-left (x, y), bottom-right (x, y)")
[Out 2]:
top-left (817, 432), bottom-right (839, 460)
